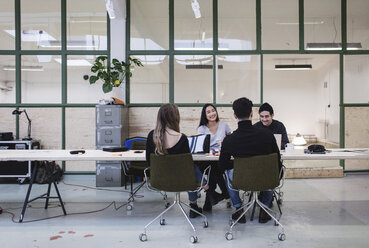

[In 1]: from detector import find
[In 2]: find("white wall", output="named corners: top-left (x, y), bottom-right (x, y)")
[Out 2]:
top-left (263, 70), bottom-right (320, 136)
top-left (263, 56), bottom-right (340, 144)
top-left (315, 58), bottom-right (340, 143)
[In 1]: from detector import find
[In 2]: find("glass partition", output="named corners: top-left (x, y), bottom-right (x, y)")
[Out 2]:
top-left (344, 55), bottom-right (369, 104)
top-left (216, 55), bottom-right (260, 104)
top-left (21, 0), bottom-right (61, 50)
top-left (347, 0), bottom-right (369, 50)
top-left (130, 0), bottom-right (169, 50)
top-left (261, 0), bottom-right (299, 50)
top-left (174, 55), bottom-right (213, 103)
top-left (174, 0), bottom-right (213, 50)
top-left (21, 55), bottom-right (61, 103)
top-left (130, 55), bottom-right (169, 103)
top-left (305, 0), bottom-right (341, 51)
top-left (0, 55), bottom-right (16, 103)
top-left (218, 0), bottom-right (256, 50)
top-left (67, 0), bottom-right (107, 50)
top-left (0, 1), bottom-right (15, 50)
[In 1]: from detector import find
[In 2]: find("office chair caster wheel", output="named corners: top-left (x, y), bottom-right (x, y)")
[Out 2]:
top-left (278, 233), bottom-right (286, 241)
top-left (225, 232), bottom-right (233, 240)
top-left (165, 202), bottom-right (170, 208)
top-left (190, 236), bottom-right (198, 243)
top-left (126, 204), bottom-right (133, 211)
top-left (139, 233), bottom-right (147, 242)
top-left (277, 198), bottom-right (283, 205)
top-left (274, 220), bottom-right (279, 226)
top-left (279, 192), bottom-right (284, 197)
top-left (203, 221), bottom-right (209, 228)
top-left (226, 201), bottom-right (232, 208)
top-left (160, 219), bottom-right (166, 225)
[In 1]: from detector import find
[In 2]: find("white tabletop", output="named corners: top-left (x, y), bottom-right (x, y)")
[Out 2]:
top-left (0, 148), bottom-right (368, 161)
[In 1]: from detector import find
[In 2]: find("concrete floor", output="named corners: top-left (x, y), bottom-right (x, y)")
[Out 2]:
top-left (0, 173), bottom-right (369, 248)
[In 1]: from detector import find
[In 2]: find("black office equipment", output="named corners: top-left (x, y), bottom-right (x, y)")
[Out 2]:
top-left (0, 140), bottom-right (40, 183)
top-left (103, 147), bottom-right (129, 152)
top-left (0, 132), bottom-right (13, 141)
top-left (69, 150), bottom-right (86, 155)
top-left (305, 144), bottom-right (326, 154)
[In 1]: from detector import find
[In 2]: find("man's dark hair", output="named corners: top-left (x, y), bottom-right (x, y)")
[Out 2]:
top-left (232, 97), bottom-right (253, 119)
top-left (259, 102), bottom-right (274, 115)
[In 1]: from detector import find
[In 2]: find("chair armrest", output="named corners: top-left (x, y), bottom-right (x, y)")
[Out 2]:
top-left (197, 165), bottom-right (211, 192)
top-left (121, 161), bottom-right (129, 176)
top-left (224, 170), bottom-right (238, 193)
top-left (276, 165), bottom-right (286, 189)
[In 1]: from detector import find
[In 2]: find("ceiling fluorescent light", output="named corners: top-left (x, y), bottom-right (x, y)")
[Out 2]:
top-left (3, 66), bottom-right (44, 72)
top-left (306, 42), bottom-right (362, 50)
top-left (191, 0), bottom-right (201, 19)
top-left (105, 0), bottom-right (116, 19)
top-left (275, 64), bottom-right (312, 71)
top-left (186, 65), bottom-right (223, 69)
top-left (54, 58), bottom-right (92, 66)
top-left (38, 40), bottom-right (96, 48)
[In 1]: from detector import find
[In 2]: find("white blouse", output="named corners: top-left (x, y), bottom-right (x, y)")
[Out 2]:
top-left (197, 121), bottom-right (231, 150)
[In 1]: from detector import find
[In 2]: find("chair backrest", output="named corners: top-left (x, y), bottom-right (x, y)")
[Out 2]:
top-left (233, 153), bottom-right (280, 192)
top-left (125, 137), bottom-right (146, 150)
top-left (131, 140), bottom-right (146, 150)
top-left (149, 153), bottom-right (198, 192)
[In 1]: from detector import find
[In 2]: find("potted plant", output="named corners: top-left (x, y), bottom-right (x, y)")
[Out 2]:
top-left (89, 55), bottom-right (143, 93)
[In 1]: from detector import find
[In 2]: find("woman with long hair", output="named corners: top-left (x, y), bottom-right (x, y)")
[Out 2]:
top-left (197, 103), bottom-right (232, 211)
top-left (146, 103), bottom-right (205, 218)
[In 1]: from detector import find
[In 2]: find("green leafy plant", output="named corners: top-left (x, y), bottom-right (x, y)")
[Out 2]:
top-left (89, 56), bottom-right (143, 93)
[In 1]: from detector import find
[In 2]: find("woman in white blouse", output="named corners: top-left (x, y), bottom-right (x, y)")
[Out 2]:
top-left (197, 104), bottom-right (232, 212)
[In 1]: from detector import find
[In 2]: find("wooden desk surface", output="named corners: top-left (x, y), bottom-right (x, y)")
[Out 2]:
top-left (0, 148), bottom-right (368, 161)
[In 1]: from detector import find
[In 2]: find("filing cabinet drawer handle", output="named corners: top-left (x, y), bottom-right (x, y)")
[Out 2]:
top-left (105, 140), bottom-right (113, 143)
top-left (104, 120), bottom-right (113, 124)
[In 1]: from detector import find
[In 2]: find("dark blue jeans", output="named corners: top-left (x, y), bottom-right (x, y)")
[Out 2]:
top-left (188, 164), bottom-right (203, 202)
top-left (225, 169), bottom-right (273, 208)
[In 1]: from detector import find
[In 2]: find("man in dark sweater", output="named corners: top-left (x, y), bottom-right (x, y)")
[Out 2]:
top-left (219, 97), bottom-right (282, 224)
top-left (254, 102), bottom-right (289, 149)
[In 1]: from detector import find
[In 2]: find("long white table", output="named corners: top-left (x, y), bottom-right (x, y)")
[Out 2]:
top-left (0, 148), bottom-right (369, 162)
top-left (1, 148), bottom-right (368, 222)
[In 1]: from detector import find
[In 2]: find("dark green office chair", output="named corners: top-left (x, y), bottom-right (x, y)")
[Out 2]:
top-left (139, 153), bottom-right (209, 244)
top-left (225, 153), bottom-right (285, 241)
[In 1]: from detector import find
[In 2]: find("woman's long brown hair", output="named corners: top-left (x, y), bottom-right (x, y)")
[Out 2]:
top-left (153, 104), bottom-right (180, 155)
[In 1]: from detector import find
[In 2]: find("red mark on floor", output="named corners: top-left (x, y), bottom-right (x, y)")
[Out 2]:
top-left (50, 235), bottom-right (63, 241)
top-left (59, 231), bottom-right (65, 234)
top-left (68, 231), bottom-right (76, 234)
top-left (84, 234), bottom-right (94, 238)
top-left (33, 240), bottom-right (37, 242)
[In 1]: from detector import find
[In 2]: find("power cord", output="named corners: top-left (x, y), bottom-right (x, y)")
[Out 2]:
top-left (2, 201), bottom-right (128, 224)
top-left (0, 179), bottom-right (145, 222)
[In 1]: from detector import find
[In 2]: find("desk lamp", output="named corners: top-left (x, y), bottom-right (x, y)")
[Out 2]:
top-left (12, 109), bottom-right (32, 140)
top-left (292, 133), bottom-right (306, 146)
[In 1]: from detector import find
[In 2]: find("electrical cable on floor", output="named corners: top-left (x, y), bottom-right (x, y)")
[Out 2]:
top-left (0, 179), bottom-right (148, 223)
top-left (61, 180), bottom-right (144, 198)
top-left (2, 201), bottom-right (129, 224)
